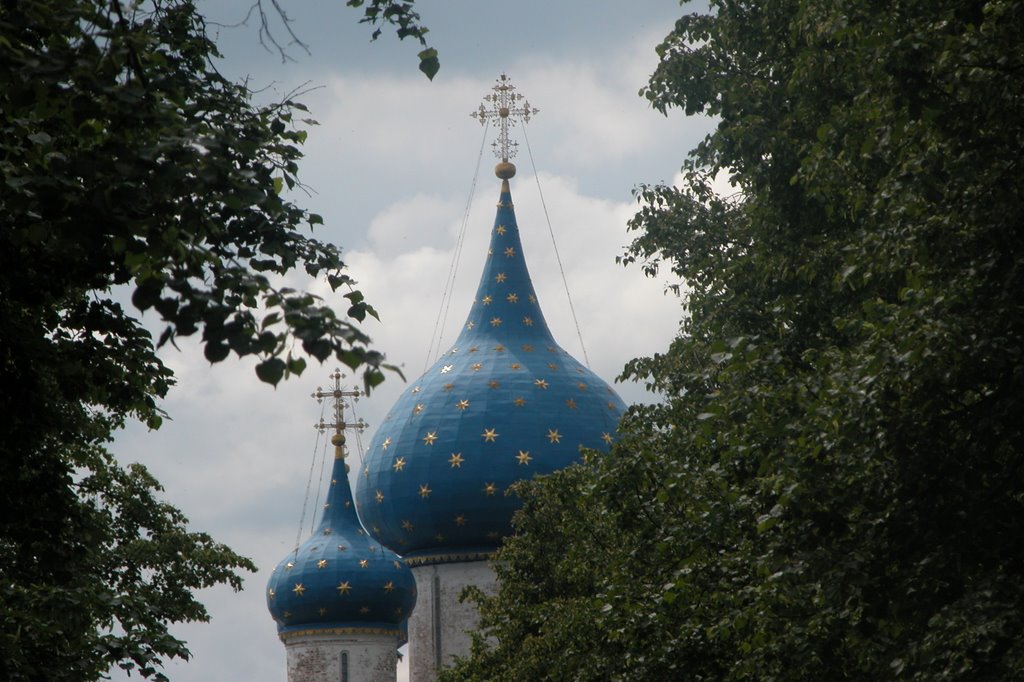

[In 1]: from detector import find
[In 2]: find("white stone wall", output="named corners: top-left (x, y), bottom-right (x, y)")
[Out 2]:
top-left (408, 561), bottom-right (497, 682)
top-left (284, 630), bottom-right (399, 682)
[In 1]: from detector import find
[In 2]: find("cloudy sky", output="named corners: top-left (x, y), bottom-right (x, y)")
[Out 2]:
top-left (111, 1), bottom-right (713, 679)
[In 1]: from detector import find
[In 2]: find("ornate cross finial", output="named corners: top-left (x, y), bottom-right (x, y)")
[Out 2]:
top-left (471, 73), bottom-right (539, 164)
top-left (312, 369), bottom-right (366, 460)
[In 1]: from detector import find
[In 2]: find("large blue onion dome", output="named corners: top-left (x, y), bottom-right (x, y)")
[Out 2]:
top-left (355, 171), bottom-right (626, 566)
top-left (267, 431), bottom-right (417, 639)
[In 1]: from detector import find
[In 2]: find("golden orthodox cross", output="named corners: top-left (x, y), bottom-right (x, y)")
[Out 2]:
top-left (471, 73), bottom-right (539, 162)
top-left (312, 369), bottom-right (366, 460)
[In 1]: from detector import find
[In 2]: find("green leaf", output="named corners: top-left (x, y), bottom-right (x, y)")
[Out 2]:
top-left (203, 342), bottom-right (230, 364)
top-left (255, 358), bottom-right (287, 386)
top-left (418, 48), bottom-right (440, 80)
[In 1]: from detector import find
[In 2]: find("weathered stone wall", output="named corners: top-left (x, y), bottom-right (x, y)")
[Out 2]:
top-left (285, 631), bottom-right (399, 682)
top-left (408, 561), bottom-right (497, 682)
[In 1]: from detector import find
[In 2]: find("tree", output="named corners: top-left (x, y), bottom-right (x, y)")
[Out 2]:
top-left (0, 0), bottom-right (430, 679)
top-left (443, 1), bottom-right (1024, 680)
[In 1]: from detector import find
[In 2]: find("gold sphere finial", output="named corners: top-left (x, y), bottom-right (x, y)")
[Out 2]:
top-left (331, 433), bottom-right (346, 446)
top-left (495, 161), bottom-right (516, 179)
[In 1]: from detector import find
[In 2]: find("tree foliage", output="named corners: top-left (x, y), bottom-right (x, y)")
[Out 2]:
top-left (444, 1), bottom-right (1024, 680)
top-left (346, 0), bottom-right (439, 79)
top-left (0, 0), bottom-right (419, 678)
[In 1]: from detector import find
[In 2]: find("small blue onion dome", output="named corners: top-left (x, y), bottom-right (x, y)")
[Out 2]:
top-left (355, 174), bottom-right (625, 565)
top-left (267, 433), bottom-right (417, 638)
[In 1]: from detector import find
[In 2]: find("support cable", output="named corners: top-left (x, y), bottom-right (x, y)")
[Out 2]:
top-left (294, 397), bottom-right (328, 554)
top-left (423, 121), bottom-right (490, 372)
top-left (522, 124), bottom-right (591, 368)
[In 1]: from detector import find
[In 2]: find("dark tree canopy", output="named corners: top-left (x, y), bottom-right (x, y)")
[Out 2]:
top-left (444, 1), bottom-right (1024, 680)
top-left (0, 0), bottom-right (431, 679)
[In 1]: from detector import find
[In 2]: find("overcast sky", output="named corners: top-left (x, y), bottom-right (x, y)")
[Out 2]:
top-left (111, 2), bottom-right (712, 680)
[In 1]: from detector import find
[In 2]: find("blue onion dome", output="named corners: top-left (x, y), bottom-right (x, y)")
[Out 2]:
top-left (267, 431), bottom-right (417, 638)
top-left (355, 172), bottom-right (626, 566)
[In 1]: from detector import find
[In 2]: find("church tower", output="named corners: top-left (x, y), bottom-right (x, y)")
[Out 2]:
top-left (267, 371), bottom-right (417, 682)
top-left (355, 75), bottom-right (626, 681)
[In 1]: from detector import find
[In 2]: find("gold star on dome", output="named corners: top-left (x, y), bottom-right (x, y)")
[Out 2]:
top-left (375, 490), bottom-right (384, 503)
top-left (504, 247), bottom-right (515, 257)
top-left (401, 520), bottom-right (414, 532)
top-left (488, 380), bottom-right (500, 389)
top-left (419, 484), bottom-right (432, 498)
top-left (413, 403), bottom-right (424, 414)
top-left (423, 431), bottom-right (438, 445)
top-left (578, 382), bottom-right (588, 391)
top-left (454, 514), bottom-right (467, 526)
top-left (534, 379), bottom-right (548, 389)
top-left (286, 562), bottom-right (294, 570)
top-left (382, 437), bottom-right (393, 450)
top-left (441, 364), bottom-right (453, 374)
top-left (523, 316), bottom-right (534, 326)
top-left (293, 583), bottom-right (306, 596)
top-left (394, 561), bottom-right (402, 569)
top-left (547, 429), bottom-right (562, 443)
top-left (482, 295), bottom-right (493, 305)
top-left (435, 533), bottom-right (445, 542)
top-left (607, 401), bottom-right (616, 410)
top-left (317, 559), bottom-right (328, 569)
top-left (471, 363), bottom-right (483, 371)
top-left (522, 343), bottom-right (534, 352)
top-left (516, 450), bottom-right (532, 465)
top-left (337, 581), bottom-right (351, 595)
top-left (363, 466), bottom-right (369, 477)
top-left (566, 399), bottom-right (577, 409)
top-left (384, 581), bottom-right (395, 593)
top-left (482, 428), bottom-right (499, 442)
top-left (393, 457), bottom-right (406, 472)
top-left (412, 386), bottom-right (421, 394)
top-left (456, 399), bottom-right (470, 410)
top-left (283, 611), bottom-right (292, 618)
top-left (360, 606), bottom-right (371, 614)
top-left (487, 248), bottom-right (493, 256)
top-left (395, 607), bottom-right (404, 616)
top-left (469, 346), bottom-right (479, 353)
top-left (323, 528), bottom-right (333, 535)
top-left (507, 293), bottom-right (518, 303)
top-left (319, 607), bottom-right (328, 616)
top-left (268, 588), bottom-right (275, 600)
top-left (510, 363), bottom-right (521, 370)
top-left (359, 559), bottom-right (368, 568)
top-left (483, 482), bottom-right (497, 496)
top-left (496, 225), bottom-right (507, 235)
top-left (443, 382), bottom-right (454, 392)
top-left (528, 294), bottom-right (537, 303)
top-left (466, 321), bottom-right (475, 330)
top-left (548, 363), bottom-right (559, 370)
top-left (449, 452), bottom-right (464, 468)
top-left (490, 317), bottom-right (502, 327)
top-left (548, 346), bottom-right (558, 353)
top-left (513, 396), bottom-right (526, 406)
top-left (495, 272), bottom-right (507, 283)
top-left (487, 530), bottom-right (501, 540)
top-left (602, 432), bottom-right (614, 444)
top-left (337, 544), bottom-right (347, 551)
